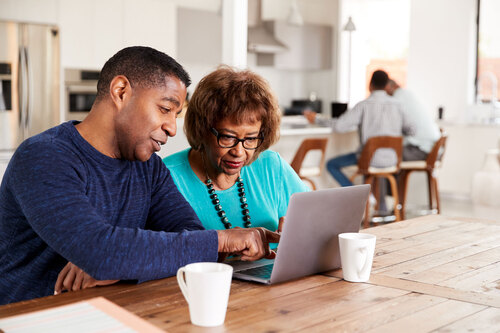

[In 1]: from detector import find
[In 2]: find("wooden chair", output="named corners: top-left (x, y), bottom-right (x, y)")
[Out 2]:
top-left (350, 136), bottom-right (403, 228)
top-left (398, 132), bottom-right (448, 219)
top-left (290, 138), bottom-right (329, 190)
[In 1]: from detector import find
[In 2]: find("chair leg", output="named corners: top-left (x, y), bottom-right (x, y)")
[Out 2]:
top-left (432, 172), bottom-right (441, 214)
top-left (373, 177), bottom-right (381, 211)
top-left (386, 175), bottom-right (401, 221)
top-left (398, 170), bottom-right (411, 220)
top-left (301, 177), bottom-right (317, 190)
top-left (363, 176), bottom-right (373, 229)
top-left (426, 170), bottom-right (434, 211)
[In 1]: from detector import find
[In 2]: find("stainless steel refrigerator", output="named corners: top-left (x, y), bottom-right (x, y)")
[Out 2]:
top-left (0, 21), bottom-right (60, 179)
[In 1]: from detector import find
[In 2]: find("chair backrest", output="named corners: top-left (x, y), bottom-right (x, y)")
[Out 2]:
top-left (290, 138), bottom-right (328, 175)
top-left (357, 136), bottom-right (403, 174)
top-left (426, 132), bottom-right (448, 169)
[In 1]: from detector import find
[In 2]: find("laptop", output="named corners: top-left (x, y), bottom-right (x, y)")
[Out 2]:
top-left (228, 184), bottom-right (370, 284)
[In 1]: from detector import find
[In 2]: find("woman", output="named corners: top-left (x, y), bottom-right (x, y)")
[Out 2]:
top-left (163, 67), bottom-right (309, 232)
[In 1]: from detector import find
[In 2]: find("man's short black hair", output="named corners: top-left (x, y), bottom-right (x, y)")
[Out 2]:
top-left (370, 70), bottom-right (389, 90)
top-left (96, 46), bottom-right (191, 101)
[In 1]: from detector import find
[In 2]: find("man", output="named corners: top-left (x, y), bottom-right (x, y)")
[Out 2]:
top-left (305, 70), bottom-right (415, 211)
top-left (0, 46), bottom-right (279, 305)
top-left (385, 79), bottom-right (441, 161)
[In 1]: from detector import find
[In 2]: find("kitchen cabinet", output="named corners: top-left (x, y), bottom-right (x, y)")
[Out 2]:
top-left (122, 0), bottom-right (176, 56)
top-left (59, 0), bottom-right (122, 69)
top-left (176, 8), bottom-right (222, 65)
top-left (59, 0), bottom-right (176, 69)
top-left (0, 0), bottom-right (58, 24)
top-left (256, 21), bottom-right (332, 70)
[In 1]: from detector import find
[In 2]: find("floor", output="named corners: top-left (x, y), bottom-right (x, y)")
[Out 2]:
top-left (309, 174), bottom-right (500, 224)
top-left (402, 196), bottom-right (500, 223)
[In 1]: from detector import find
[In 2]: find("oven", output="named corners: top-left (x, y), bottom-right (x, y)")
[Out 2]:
top-left (64, 68), bottom-right (99, 121)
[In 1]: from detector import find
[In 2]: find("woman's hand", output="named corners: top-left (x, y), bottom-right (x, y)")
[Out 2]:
top-left (277, 216), bottom-right (285, 234)
top-left (54, 262), bottom-right (119, 295)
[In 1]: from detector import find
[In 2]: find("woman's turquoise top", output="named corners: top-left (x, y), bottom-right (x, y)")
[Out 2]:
top-left (163, 149), bottom-right (310, 231)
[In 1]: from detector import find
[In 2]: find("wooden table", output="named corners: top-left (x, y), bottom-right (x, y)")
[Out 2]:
top-left (1, 215), bottom-right (500, 332)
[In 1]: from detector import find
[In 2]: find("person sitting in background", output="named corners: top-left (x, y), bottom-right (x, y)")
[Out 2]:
top-left (163, 66), bottom-right (309, 233)
top-left (385, 79), bottom-right (441, 161)
top-left (0, 47), bottom-right (279, 305)
top-left (304, 70), bottom-right (415, 212)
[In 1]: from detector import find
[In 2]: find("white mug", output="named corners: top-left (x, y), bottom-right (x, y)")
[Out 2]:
top-left (176, 262), bottom-right (233, 327)
top-left (338, 233), bottom-right (376, 282)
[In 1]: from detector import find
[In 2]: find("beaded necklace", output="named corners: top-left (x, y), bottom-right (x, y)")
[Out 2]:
top-left (201, 153), bottom-right (251, 229)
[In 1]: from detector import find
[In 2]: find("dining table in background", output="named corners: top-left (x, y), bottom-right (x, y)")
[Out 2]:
top-left (1, 215), bottom-right (499, 332)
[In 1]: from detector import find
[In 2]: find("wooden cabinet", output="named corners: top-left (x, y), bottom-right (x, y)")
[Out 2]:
top-left (256, 21), bottom-right (332, 70)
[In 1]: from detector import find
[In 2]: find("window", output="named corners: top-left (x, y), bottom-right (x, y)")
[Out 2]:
top-left (342, 0), bottom-right (410, 103)
top-left (477, 0), bottom-right (500, 104)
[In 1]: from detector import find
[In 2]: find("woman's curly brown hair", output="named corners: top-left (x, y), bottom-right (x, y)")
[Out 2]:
top-left (184, 66), bottom-right (281, 161)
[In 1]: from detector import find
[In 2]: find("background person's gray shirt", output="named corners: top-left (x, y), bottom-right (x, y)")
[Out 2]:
top-left (393, 88), bottom-right (440, 153)
top-left (317, 90), bottom-right (415, 167)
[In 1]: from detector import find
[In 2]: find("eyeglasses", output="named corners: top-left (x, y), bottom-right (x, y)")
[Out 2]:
top-left (210, 128), bottom-right (263, 150)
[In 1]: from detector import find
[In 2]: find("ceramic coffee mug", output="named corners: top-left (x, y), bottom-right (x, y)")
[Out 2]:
top-left (177, 262), bottom-right (233, 327)
top-left (338, 233), bottom-right (376, 282)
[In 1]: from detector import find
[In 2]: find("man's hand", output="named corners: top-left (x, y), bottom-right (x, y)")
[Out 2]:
top-left (217, 227), bottom-right (280, 261)
top-left (303, 109), bottom-right (317, 124)
top-left (54, 262), bottom-right (119, 295)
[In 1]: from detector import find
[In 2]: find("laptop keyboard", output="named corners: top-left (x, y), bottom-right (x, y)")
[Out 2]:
top-left (237, 263), bottom-right (274, 280)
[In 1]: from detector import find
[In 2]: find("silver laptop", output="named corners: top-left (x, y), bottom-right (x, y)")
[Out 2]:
top-left (228, 184), bottom-right (370, 284)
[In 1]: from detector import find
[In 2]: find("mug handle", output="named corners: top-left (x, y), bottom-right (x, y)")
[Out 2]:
top-left (357, 246), bottom-right (370, 279)
top-left (176, 267), bottom-right (189, 304)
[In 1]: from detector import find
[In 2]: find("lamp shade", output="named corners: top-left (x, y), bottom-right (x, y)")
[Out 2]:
top-left (343, 16), bottom-right (356, 32)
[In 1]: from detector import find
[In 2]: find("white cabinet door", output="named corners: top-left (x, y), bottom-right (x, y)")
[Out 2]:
top-left (59, 0), bottom-right (177, 69)
top-left (59, 0), bottom-right (96, 68)
top-left (176, 8), bottom-right (222, 65)
top-left (93, 0), bottom-right (124, 68)
top-left (123, 0), bottom-right (176, 57)
top-left (0, 0), bottom-right (58, 24)
top-left (60, 0), bottom-right (123, 69)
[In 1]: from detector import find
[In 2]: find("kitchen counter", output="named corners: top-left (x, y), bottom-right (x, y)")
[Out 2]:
top-left (280, 115), bottom-right (332, 136)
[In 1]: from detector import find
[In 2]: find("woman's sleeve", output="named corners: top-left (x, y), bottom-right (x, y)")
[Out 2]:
top-left (275, 152), bottom-right (311, 218)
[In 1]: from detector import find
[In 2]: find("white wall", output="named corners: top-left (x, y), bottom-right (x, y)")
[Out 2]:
top-left (406, 0), bottom-right (483, 201)
top-left (407, 0), bottom-right (477, 122)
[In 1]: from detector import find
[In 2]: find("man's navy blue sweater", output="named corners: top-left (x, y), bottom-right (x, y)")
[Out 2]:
top-left (0, 121), bottom-right (218, 304)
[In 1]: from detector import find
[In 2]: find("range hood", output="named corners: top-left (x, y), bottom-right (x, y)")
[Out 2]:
top-left (247, 0), bottom-right (287, 54)
top-left (248, 26), bottom-right (287, 53)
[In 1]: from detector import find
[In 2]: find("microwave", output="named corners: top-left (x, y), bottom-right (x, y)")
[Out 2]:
top-left (64, 68), bottom-right (99, 121)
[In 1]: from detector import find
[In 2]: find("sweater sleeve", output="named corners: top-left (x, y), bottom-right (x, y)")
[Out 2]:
top-left (334, 103), bottom-right (363, 133)
top-left (9, 141), bottom-right (218, 282)
top-left (145, 155), bottom-right (210, 233)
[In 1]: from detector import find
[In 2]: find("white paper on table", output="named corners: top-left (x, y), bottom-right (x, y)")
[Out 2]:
top-left (0, 297), bottom-right (163, 333)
